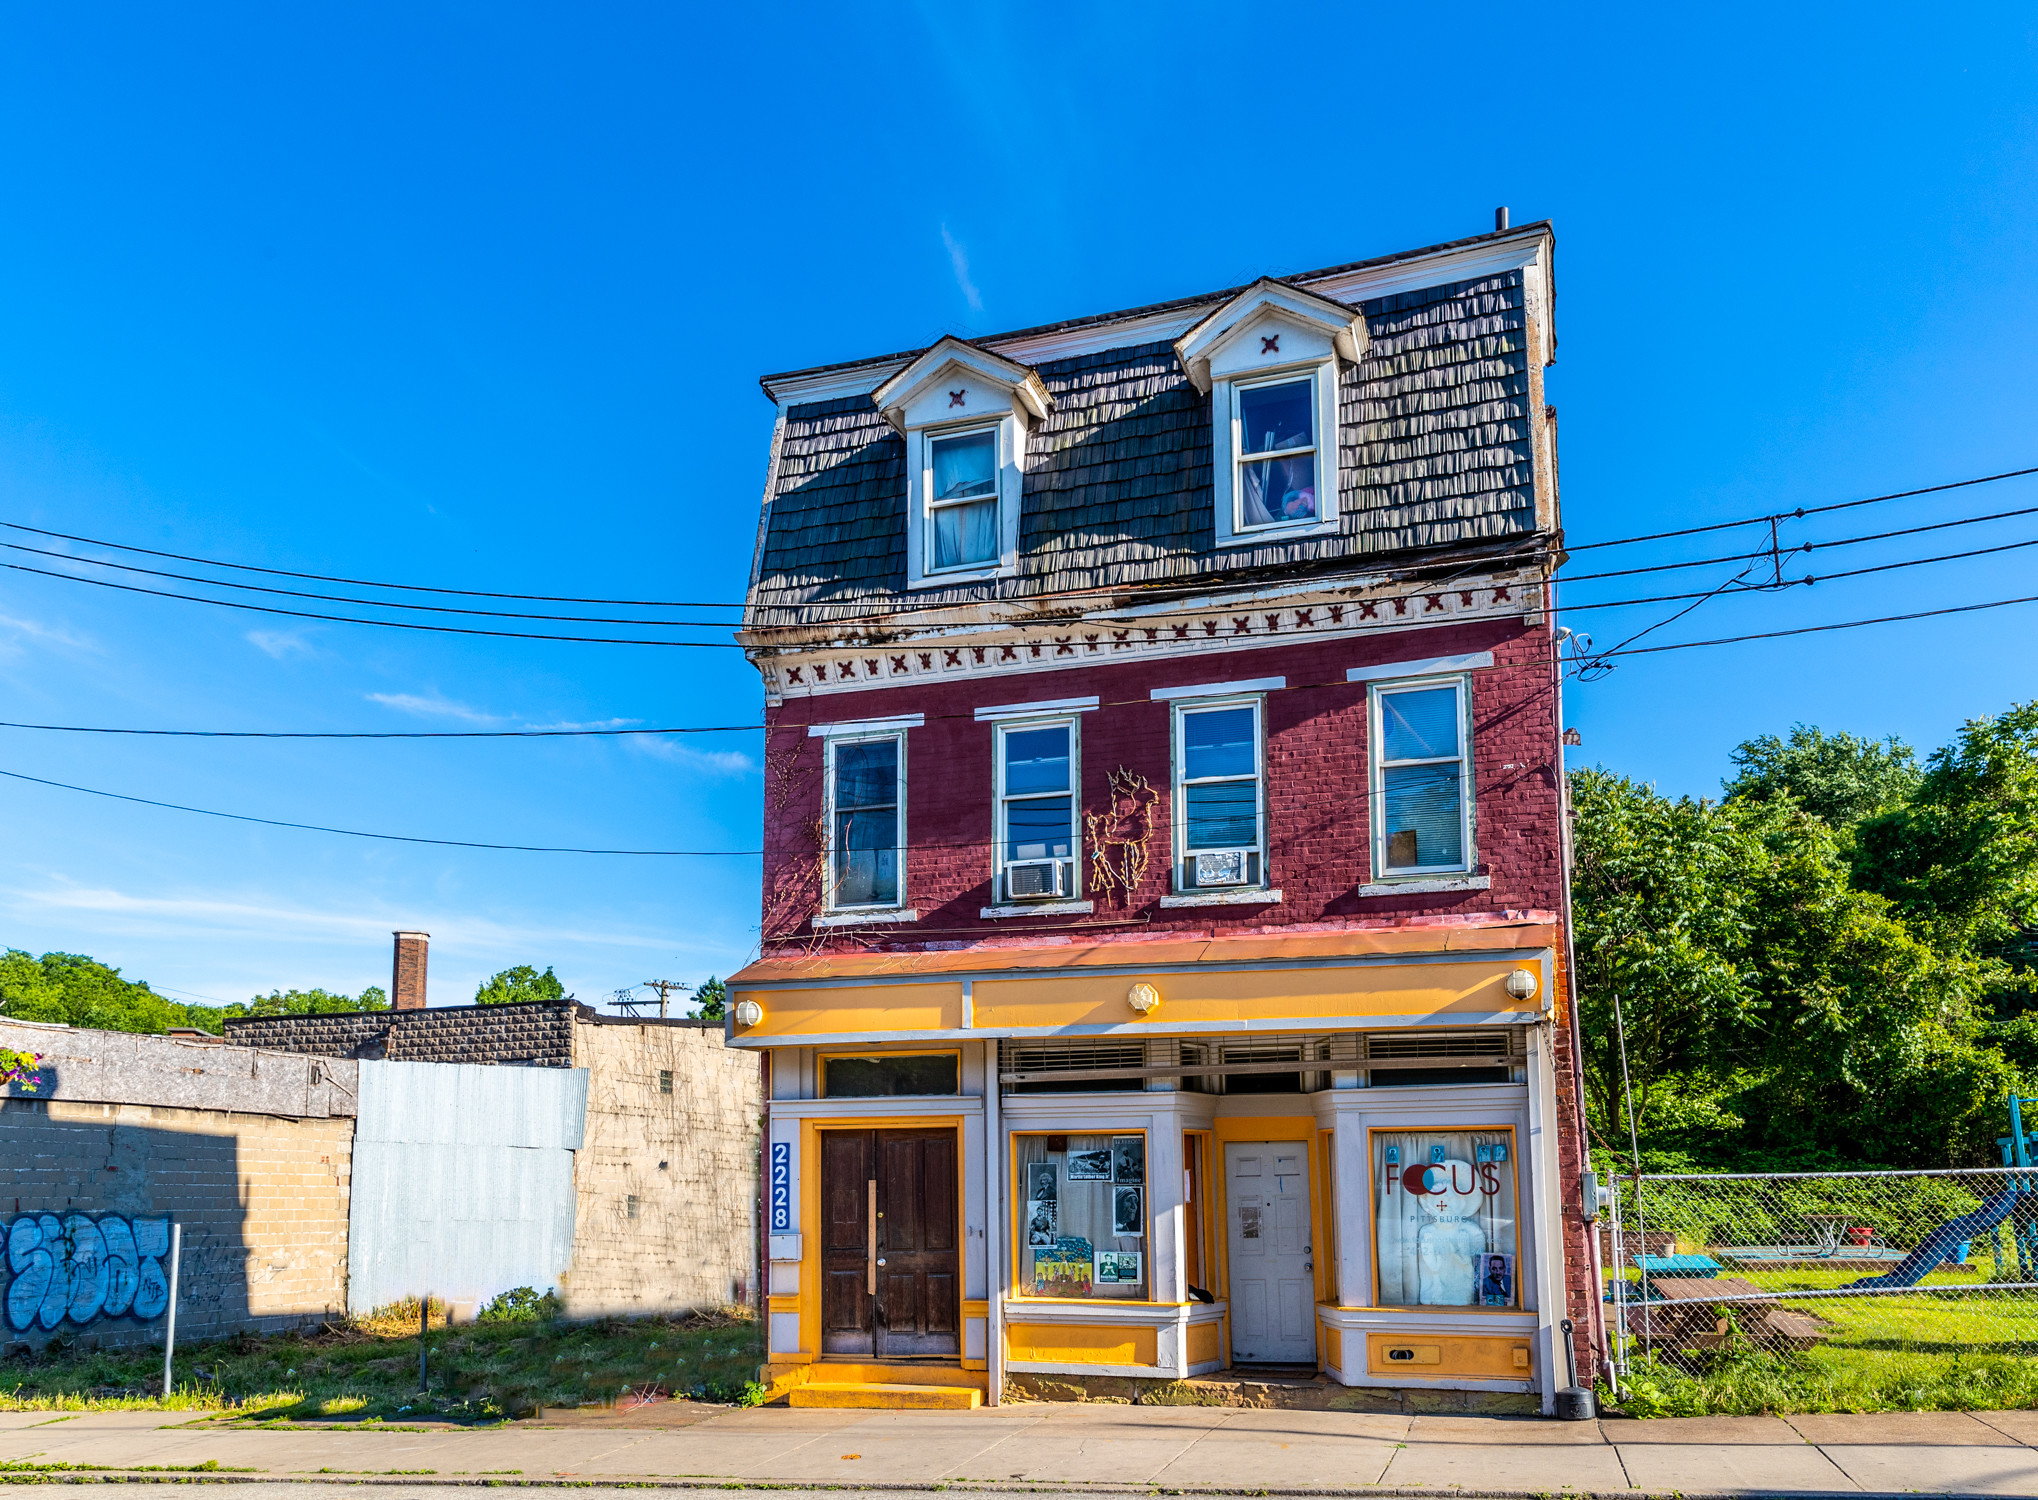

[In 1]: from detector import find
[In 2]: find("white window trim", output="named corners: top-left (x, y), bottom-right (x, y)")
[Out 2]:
top-left (1346, 651), bottom-right (1494, 684)
top-left (905, 414), bottom-right (1022, 589)
top-left (993, 714), bottom-right (1082, 906)
top-left (1367, 675), bottom-right (1477, 881)
top-left (823, 729), bottom-right (908, 914)
top-left (1150, 675), bottom-right (1285, 702)
top-left (974, 695), bottom-right (1099, 722)
top-left (1212, 361), bottom-right (1341, 550)
top-left (1170, 694), bottom-right (1267, 894)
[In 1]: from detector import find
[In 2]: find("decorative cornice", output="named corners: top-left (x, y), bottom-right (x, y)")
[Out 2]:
top-left (750, 570), bottom-right (1542, 703)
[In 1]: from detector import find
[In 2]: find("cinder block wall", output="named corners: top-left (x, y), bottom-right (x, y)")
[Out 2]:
top-left (1, 1023), bottom-right (356, 1353)
top-left (561, 1019), bottom-right (762, 1318)
top-left (225, 1001), bottom-right (576, 1065)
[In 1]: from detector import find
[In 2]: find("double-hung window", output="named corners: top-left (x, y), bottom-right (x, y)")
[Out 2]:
top-left (996, 719), bottom-right (1078, 902)
top-left (1233, 375), bottom-right (1320, 531)
top-left (1172, 699), bottom-right (1264, 890)
top-left (1370, 679), bottom-right (1473, 877)
top-left (827, 733), bottom-right (904, 909)
top-left (925, 426), bottom-right (1000, 572)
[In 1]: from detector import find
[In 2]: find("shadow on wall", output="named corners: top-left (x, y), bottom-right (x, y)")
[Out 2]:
top-left (2, 1088), bottom-right (250, 1350)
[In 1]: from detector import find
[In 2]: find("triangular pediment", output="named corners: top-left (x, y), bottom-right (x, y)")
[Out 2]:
top-left (871, 336), bottom-right (1054, 435)
top-left (1173, 278), bottom-right (1368, 393)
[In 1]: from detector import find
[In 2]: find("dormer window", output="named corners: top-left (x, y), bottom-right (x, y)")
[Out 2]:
top-left (928, 426), bottom-right (1000, 570)
top-left (1236, 376), bottom-right (1320, 529)
top-left (1175, 278), bottom-right (1368, 550)
top-left (872, 336), bottom-right (1054, 590)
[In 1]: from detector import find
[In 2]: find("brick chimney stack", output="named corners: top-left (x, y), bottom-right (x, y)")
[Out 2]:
top-left (392, 930), bottom-right (430, 1011)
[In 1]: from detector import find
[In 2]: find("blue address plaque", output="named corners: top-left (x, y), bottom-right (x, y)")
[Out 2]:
top-left (769, 1141), bottom-right (793, 1234)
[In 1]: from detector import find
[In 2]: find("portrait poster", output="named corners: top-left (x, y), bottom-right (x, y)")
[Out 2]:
top-left (1094, 1249), bottom-right (1142, 1285)
top-left (1111, 1135), bottom-right (1145, 1185)
top-left (1113, 1185), bottom-right (1143, 1237)
top-left (1479, 1252), bottom-right (1515, 1306)
top-left (1028, 1161), bottom-right (1059, 1206)
top-left (1027, 1199), bottom-right (1058, 1247)
top-left (1066, 1147), bottom-right (1113, 1181)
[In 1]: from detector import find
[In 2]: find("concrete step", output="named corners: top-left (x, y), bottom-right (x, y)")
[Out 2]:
top-left (788, 1381), bottom-right (983, 1410)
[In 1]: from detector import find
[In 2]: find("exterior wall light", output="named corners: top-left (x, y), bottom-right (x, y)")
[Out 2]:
top-left (732, 998), bottom-right (764, 1027)
top-left (1504, 968), bottom-right (1539, 1003)
top-left (1126, 982), bottom-right (1161, 1015)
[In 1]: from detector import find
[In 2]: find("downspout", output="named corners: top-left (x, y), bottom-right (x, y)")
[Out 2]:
top-left (984, 1043), bottom-right (1005, 1405)
top-left (1551, 586), bottom-right (1608, 1379)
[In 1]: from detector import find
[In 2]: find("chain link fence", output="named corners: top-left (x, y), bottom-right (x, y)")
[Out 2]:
top-left (1603, 1168), bottom-right (2038, 1377)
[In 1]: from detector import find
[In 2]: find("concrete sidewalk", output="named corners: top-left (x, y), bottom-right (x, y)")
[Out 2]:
top-left (4, 1403), bottom-right (2038, 1496)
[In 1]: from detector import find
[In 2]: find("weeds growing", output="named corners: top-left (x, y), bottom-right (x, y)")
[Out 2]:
top-left (0, 1296), bottom-right (765, 1421)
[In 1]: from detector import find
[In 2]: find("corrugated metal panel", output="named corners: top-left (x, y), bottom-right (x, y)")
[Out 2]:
top-left (347, 1061), bottom-right (588, 1315)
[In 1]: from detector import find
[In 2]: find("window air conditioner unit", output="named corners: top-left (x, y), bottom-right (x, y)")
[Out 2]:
top-left (1193, 849), bottom-right (1252, 887)
top-left (1005, 859), bottom-right (1067, 901)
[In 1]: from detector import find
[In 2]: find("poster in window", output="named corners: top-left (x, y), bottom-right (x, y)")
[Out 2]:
top-left (1111, 1135), bottom-right (1145, 1185)
top-left (1094, 1249), bottom-right (1142, 1285)
top-left (1028, 1161), bottom-right (1059, 1206)
top-left (1034, 1236), bottom-right (1093, 1296)
top-left (1066, 1146), bottom-right (1113, 1181)
top-left (1479, 1253), bottom-right (1514, 1306)
top-left (1027, 1199), bottom-right (1058, 1247)
top-left (1113, 1185), bottom-right (1143, 1237)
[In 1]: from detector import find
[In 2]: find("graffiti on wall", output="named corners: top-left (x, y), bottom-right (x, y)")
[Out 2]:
top-left (4, 1214), bottom-right (173, 1331)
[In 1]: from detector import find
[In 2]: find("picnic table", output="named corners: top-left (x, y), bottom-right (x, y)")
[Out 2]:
top-left (1635, 1253), bottom-right (1721, 1297)
top-left (1623, 1275), bottom-right (1827, 1351)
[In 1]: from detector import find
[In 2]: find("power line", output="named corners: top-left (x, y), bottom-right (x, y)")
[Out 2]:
top-left (0, 521), bottom-right (746, 611)
top-left (1591, 590), bottom-right (2038, 659)
top-left (0, 767), bottom-right (763, 854)
top-left (0, 719), bottom-right (765, 739)
top-left (1563, 463), bottom-right (2038, 553)
top-left (3, 562), bottom-right (746, 648)
top-left (3, 543), bottom-right (746, 629)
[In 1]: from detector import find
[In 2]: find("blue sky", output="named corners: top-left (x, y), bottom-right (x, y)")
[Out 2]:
top-left (0, 3), bottom-right (2033, 1010)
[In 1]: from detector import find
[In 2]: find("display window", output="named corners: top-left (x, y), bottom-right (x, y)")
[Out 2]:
top-left (1014, 1131), bottom-right (1148, 1300)
top-left (821, 1051), bottom-right (960, 1098)
top-left (1371, 1128), bottom-right (1519, 1308)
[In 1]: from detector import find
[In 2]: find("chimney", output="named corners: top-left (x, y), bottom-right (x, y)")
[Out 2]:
top-left (392, 931), bottom-right (430, 1011)
top-left (1494, 206), bottom-right (1510, 232)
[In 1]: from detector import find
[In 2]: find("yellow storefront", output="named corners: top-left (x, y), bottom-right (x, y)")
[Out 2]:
top-left (729, 924), bottom-right (1567, 1411)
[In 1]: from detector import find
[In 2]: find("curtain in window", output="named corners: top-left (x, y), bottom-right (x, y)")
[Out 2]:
top-left (1239, 454), bottom-right (1316, 527)
top-left (934, 497), bottom-right (997, 568)
top-left (1372, 1131), bottom-right (1518, 1308)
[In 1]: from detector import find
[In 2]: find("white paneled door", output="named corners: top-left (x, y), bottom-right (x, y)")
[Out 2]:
top-left (1224, 1141), bottom-right (1315, 1363)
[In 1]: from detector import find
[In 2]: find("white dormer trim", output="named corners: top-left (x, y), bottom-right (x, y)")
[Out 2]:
top-left (872, 337), bottom-right (1050, 592)
top-left (1172, 278), bottom-right (1367, 396)
top-left (871, 336), bottom-right (1052, 436)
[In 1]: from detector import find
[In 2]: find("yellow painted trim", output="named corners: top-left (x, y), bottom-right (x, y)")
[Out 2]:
top-left (1006, 1321), bottom-right (1158, 1366)
top-left (767, 1294), bottom-right (800, 1313)
top-left (1186, 1319), bottom-right (1223, 1367)
top-left (961, 1299), bottom-right (989, 1317)
top-left (1322, 1323), bottom-right (1342, 1372)
top-left (739, 982), bottom-right (964, 1041)
top-left (1363, 1124), bottom-right (1523, 1312)
top-left (974, 961), bottom-right (1528, 1032)
top-left (1365, 1332), bottom-right (1532, 1380)
top-left (816, 1046), bottom-right (964, 1099)
top-left (798, 1114), bottom-right (968, 1363)
top-left (1007, 1127), bottom-right (1149, 1304)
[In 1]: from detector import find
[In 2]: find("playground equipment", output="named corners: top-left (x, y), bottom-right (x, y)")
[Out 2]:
top-left (1846, 1094), bottom-right (2038, 1290)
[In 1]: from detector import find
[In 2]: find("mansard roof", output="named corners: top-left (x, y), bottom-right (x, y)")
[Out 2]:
top-left (746, 225), bottom-right (1556, 629)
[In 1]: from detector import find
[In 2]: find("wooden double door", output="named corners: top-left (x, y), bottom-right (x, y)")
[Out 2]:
top-left (820, 1128), bottom-right (959, 1357)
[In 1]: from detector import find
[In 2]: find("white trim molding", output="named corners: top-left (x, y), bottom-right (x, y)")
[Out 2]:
top-left (980, 899), bottom-right (1095, 919)
top-left (1346, 651), bottom-right (1494, 683)
top-left (1151, 675), bottom-right (1286, 701)
top-left (808, 713), bottom-right (924, 738)
top-left (974, 695), bottom-right (1100, 722)
top-left (1355, 875), bottom-right (1492, 897)
top-left (811, 908), bottom-right (921, 930)
top-left (1158, 888), bottom-right (1284, 908)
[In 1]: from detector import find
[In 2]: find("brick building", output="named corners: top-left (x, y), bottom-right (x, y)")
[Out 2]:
top-left (727, 221), bottom-right (1600, 1411)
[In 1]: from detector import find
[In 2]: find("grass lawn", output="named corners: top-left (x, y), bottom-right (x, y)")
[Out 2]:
top-left (0, 1300), bottom-right (765, 1421)
top-left (1605, 1255), bottom-right (2038, 1415)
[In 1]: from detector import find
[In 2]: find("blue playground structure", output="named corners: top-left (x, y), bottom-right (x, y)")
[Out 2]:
top-left (1847, 1094), bottom-right (2038, 1290)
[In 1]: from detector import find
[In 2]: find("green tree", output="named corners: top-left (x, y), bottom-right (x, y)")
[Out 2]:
top-left (691, 976), bottom-right (728, 1020)
top-left (244, 986), bottom-right (388, 1016)
top-left (1569, 770), bottom-right (1756, 1140)
top-left (474, 965), bottom-right (568, 1006)
top-left (0, 949), bottom-right (230, 1034)
top-left (1724, 724), bottom-right (1920, 828)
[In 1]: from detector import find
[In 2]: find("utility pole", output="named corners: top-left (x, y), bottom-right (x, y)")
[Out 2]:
top-left (643, 979), bottom-right (689, 1019)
